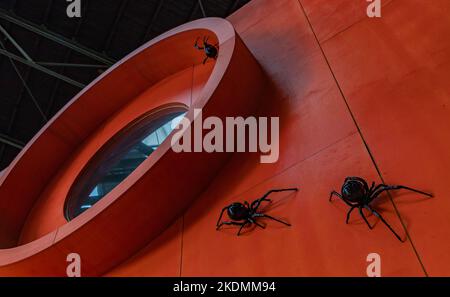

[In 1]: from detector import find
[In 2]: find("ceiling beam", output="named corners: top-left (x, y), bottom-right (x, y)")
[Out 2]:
top-left (227, 0), bottom-right (241, 15)
top-left (0, 39), bottom-right (48, 122)
top-left (0, 23), bottom-right (33, 61)
top-left (0, 1), bottom-right (55, 164)
top-left (0, 47), bottom-right (86, 88)
top-left (36, 62), bottom-right (109, 69)
top-left (45, 1), bottom-right (88, 118)
top-left (198, 0), bottom-right (207, 18)
top-left (103, 0), bottom-right (129, 52)
top-left (0, 8), bottom-right (116, 66)
top-left (187, 1), bottom-right (200, 22)
top-left (142, 0), bottom-right (164, 42)
top-left (0, 19), bottom-right (41, 165)
top-left (0, 133), bottom-right (25, 150)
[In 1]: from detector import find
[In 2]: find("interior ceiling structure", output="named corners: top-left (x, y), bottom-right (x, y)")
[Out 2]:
top-left (0, 0), bottom-right (250, 171)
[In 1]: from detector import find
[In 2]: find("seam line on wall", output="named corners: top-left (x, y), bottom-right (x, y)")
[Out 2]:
top-left (190, 64), bottom-right (195, 107)
top-left (179, 215), bottom-right (185, 277)
top-left (296, 0), bottom-right (428, 276)
top-left (181, 65), bottom-right (195, 277)
top-left (52, 228), bottom-right (59, 244)
top-left (320, 0), bottom-right (396, 44)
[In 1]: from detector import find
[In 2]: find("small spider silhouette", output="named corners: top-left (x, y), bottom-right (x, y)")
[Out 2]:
top-left (194, 36), bottom-right (219, 64)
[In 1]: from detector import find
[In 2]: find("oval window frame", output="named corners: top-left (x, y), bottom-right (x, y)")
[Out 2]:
top-left (64, 104), bottom-right (188, 221)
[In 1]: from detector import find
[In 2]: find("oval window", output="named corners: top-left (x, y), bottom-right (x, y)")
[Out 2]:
top-left (64, 106), bottom-right (187, 221)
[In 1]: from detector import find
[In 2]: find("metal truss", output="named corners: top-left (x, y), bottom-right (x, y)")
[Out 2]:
top-left (0, 9), bottom-right (115, 66)
top-left (0, 8), bottom-right (117, 151)
top-left (0, 0), bottom-right (246, 161)
top-left (0, 46), bottom-right (86, 89)
top-left (0, 133), bottom-right (25, 150)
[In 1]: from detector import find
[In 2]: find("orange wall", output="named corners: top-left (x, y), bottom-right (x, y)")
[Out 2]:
top-left (108, 0), bottom-right (450, 276)
top-left (0, 20), bottom-right (274, 276)
top-left (18, 64), bottom-right (213, 245)
top-left (1, 0), bottom-right (445, 277)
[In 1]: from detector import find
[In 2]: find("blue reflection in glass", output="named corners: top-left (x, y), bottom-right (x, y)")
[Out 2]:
top-left (65, 111), bottom-right (186, 220)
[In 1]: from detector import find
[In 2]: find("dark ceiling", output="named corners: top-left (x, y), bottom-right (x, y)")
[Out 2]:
top-left (0, 0), bottom-right (250, 171)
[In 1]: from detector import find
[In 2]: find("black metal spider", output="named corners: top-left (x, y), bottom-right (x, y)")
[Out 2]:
top-left (329, 176), bottom-right (433, 242)
top-left (216, 188), bottom-right (298, 236)
top-left (194, 36), bottom-right (219, 64)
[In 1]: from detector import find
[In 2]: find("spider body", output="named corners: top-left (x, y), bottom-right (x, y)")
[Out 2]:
top-left (226, 203), bottom-right (250, 221)
top-left (216, 188), bottom-right (298, 236)
top-left (330, 176), bottom-right (433, 242)
top-left (194, 36), bottom-right (219, 64)
top-left (341, 178), bottom-right (369, 203)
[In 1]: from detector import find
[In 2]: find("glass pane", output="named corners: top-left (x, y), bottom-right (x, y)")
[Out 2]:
top-left (65, 110), bottom-right (186, 221)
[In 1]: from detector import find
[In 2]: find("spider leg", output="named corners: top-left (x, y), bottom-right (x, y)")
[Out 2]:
top-left (369, 184), bottom-right (384, 196)
top-left (258, 214), bottom-right (291, 227)
top-left (346, 206), bottom-right (356, 224)
top-left (329, 190), bottom-right (341, 202)
top-left (250, 197), bottom-right (272, 212)
top-left (216, 221), bottom-right (245, 231)
top-left (366, 206), bottom-right (405, 242)
top-left (194, 38), bottom-right (204, 50)
top-left (252, 188), bottom-right (298, 211)
top-left (249, 218), bottom-right (265, 229)
top-left (329, 191), bottom-right (355, 208)
top-left (216, 205), bottom-right (231, 228)
top-left (369, 182), bottom-right (375, 192)
top-left (387, 185), bottom-right (433, 198)
top-left (237, 221), bottom-right (249, 236)
top-left (359, 207), bottom-right (373, 230)
top-left (370, 184), bottom-right (432, 203)
top-left (261, 188), bottom-right (299, 200)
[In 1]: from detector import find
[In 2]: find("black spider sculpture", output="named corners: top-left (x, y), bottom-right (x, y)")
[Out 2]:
top-left (216, 188), bottom-right (298, 236)
top-left (194, 36), bottom-right (219, 64)
top-left (329, 176), bottom-right (433, 242)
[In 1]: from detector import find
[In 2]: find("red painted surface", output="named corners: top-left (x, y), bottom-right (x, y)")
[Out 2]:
top-left (18, 65), bottom-right (203, 244)
top-left (320, 0), bottom-right (450, 276)
top-left (1, 0), bottom-right (450, 276)
top-left (0, 18), bottom-right (267, 276)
